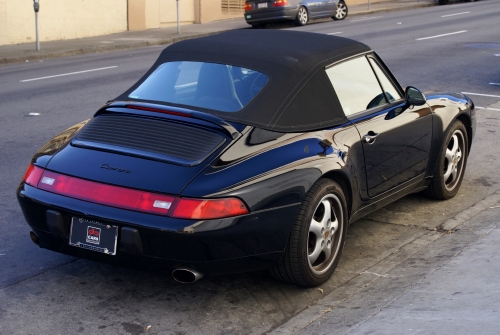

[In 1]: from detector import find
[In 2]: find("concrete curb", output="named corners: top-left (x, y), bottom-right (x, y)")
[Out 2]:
top-left (0, 2), bottom-right (436, 66)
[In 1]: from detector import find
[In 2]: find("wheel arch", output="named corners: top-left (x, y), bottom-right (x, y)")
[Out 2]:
top-left (456, 113), bottom-right (473, 154)
top-left (321, 170), bottom-right (353, 222)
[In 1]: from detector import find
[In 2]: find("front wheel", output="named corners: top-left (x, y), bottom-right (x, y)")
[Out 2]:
top-left (295, 6), bottom-right (309, 26)
top-left (270, 179), bottom-right (347, 287)
top-left (425, 120), bottom-right (468, 200)
top-left (332, 1), bottom-right (348, 20)
top-left (438, 0), bottom-right (449, 5)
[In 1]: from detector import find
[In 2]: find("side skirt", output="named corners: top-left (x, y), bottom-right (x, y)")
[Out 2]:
top-left (349, 174), bottom-right (429, 224)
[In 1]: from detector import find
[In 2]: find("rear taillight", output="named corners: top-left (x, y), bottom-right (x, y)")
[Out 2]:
top-left (23, 164), bottom-right (44, 187)
top-left (23, 166), bottom-right (249, 219)
top-left (244, 2), bottom-right (253, 11)
top-left (273, 0), bottom-right (288, 7)
top-left (172, 198), bottom-right (248, 220)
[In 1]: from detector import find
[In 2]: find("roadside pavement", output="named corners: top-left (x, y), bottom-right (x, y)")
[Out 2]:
top-left (271, 191), bottom-right (500, 334)
top-left (0, 0), bottom-right (436, 65)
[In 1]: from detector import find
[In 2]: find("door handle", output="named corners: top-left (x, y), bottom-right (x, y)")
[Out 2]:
top-left (362, 131), bottom-right (379, 144)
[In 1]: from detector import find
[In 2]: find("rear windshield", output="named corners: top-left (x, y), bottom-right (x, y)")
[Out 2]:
top-left (128, 61), bottom-right (269, 112)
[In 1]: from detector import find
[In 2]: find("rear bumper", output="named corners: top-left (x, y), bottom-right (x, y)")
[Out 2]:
top-left (245, 7), bottom-right (298, 24)
top-left (18, 184), bottom-right (299, 275)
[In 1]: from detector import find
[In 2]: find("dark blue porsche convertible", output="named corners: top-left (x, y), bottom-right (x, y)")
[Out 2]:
top-left (17, 30), bottom-right (475, 287)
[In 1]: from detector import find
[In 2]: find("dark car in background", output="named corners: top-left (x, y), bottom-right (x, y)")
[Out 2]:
top-left (244, 0), bottom-right (348, 27)
top-left (18, 30), bottom-right (475, 287)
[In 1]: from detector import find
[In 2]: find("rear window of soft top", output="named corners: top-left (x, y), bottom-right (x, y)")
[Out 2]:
top-left (129, 61), bottom-right (269, 112)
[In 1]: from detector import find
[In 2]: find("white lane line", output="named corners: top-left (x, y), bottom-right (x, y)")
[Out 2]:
top-left (351, 16), bottom-right (381, 22)
top-left (441, 11), bottom-right (470, 18)
top-left (327, 32), bottom-right (343, 35)
top-left (495, 54), bottom-right (500, 57)
top-left (20, 66), bottom-right (118, 82)
top-left (490, 83), bottom-right (500, 86)
top-left (416, 30), bottom-right (467, 41)
top-left (462, 92), bottom-right (500, 98)
top-left (476, 107), bottom-right (500, 111)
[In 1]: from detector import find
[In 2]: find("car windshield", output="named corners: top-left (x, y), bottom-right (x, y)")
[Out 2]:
top-left (128, 61), bottom-right (269, 112)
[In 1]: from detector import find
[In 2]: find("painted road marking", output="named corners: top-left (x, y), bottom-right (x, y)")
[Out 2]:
top-left (490, 83), bottom-right (500, 86)
top-left (476, 107), bottom-right (500, 111)
top-left (416, 30), bottom-right (467, 41)
top-left (327, 32), bottom-right (343, 35)
top-left (20, 66), bottom-right (118, 82)
top-left (441, 11), bottom-right (470, 18)
top-left (462, 92), bottom-right (500, 98)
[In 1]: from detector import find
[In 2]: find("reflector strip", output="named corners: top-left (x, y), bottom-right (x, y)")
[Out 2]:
top-left (23, 165), bottom-right (249, 219)
top-left (37, 170), bottom-right (175, 215)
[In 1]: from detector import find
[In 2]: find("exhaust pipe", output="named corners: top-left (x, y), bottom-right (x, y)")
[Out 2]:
top-left (30, 231), bottom-right (40, 245)
top-left (172, 267), bottom-right (204, 284)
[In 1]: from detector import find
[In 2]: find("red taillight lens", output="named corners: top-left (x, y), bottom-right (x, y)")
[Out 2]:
top-left (23, 164), bottom-right (44, 187)
top-left (273, 0), bottom-right (288, 7)
top-left (37, 170), bottom-right (175, 215)
top-left (172, 198), bottom-right (249, 220)
top-left (244, 2), bottom-right (253, 11)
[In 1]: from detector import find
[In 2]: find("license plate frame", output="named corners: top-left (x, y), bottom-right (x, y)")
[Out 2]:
top-left (69, 218), bottom-right (118, 255)
top-left (257, 2), bottom-right (268, 9)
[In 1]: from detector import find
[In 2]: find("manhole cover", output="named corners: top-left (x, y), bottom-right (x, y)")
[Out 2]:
top-left (463, 43), bottom-right (500, 49)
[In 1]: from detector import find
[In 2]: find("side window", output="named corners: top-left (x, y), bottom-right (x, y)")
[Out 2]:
top-left (368, 58), bottom-right (402, 103)
top-left (325, 56), bottom-right (386, 116)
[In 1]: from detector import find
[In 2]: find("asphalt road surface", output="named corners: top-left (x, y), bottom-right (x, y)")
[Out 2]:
top-left (1, 1), bottom-right (499, 334)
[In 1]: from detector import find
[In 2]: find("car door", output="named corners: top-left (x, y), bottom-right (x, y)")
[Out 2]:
top-left (325, 54), bottom-right (433, 198)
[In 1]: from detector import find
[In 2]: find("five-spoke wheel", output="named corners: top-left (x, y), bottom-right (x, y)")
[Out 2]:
top-left (270, 179), bottom-right (347, 287)
top-left (426, 120), bottom-right (468, 199)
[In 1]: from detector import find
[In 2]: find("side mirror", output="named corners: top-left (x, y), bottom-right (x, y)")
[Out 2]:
top-left (405, 86), bottom-right (426, 106)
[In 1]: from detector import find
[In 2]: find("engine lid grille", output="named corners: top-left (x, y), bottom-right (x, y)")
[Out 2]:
top-left (72, 114), bottom-right (226, 166)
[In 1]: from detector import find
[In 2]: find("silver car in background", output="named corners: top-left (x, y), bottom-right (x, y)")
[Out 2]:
top-left (244, 0), bottom-right (348, 27)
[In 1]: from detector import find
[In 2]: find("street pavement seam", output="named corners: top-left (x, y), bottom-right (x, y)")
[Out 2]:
top-left (0, 257), bottom-right (78, 290)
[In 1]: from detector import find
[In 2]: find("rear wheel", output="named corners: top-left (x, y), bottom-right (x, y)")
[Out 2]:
top-left (438, 0), bottom-right (449, 5)
top-left (332, 1), bottom-right (348, 20)
top-left (425, 120), bottom-right (468, 200)
top-left (270, 179), bottom-right (347, 287)
top-left (295, 6), bottom-right (309, 26)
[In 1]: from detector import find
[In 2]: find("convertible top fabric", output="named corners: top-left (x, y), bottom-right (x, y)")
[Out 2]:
top-left (114, 30), bottom-right (371, 132)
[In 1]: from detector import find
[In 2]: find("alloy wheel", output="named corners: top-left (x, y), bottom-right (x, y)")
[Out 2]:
top-left (443, 130), bottom-right (465, 192)
top-left (307, 194), bottom-right (343, 275)
top-left (334, 2), bottom-right (347, 20)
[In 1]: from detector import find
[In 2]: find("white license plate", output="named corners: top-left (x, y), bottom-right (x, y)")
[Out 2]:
top-left (257, 2), bottom-right (268, 8)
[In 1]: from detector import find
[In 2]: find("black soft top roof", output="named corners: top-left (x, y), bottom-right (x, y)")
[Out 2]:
top-left (115, 30), bottom-right (371, 132)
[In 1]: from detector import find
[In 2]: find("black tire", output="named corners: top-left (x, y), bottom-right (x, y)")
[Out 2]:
top-left (295, 6), bottom-right (309, 26)
top-left (270, 178), bottom-right (348, 287)
top-left (332, 1), bottom-right (348, 21)
top-left (425, 120), bottom-right (468, 200)
top-left (438, 0), bottom-right (449, 5)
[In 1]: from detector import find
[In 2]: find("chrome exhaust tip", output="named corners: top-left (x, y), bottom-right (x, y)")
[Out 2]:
top-left (30, 231), bottom-right (40, 245)
top-left (172, 267), bottom-right (204, 284)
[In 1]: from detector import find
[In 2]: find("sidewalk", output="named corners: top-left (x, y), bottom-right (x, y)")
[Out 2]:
top-left (271, 191), bottom-right (500, 334)
top-left (0, 0), bottom-right (436, 65)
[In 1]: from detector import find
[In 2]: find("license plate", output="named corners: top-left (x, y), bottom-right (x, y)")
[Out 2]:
top-left (69, 218), bottom-right (118, 255)
top-left (257, 2), bottom-right (268, 8)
